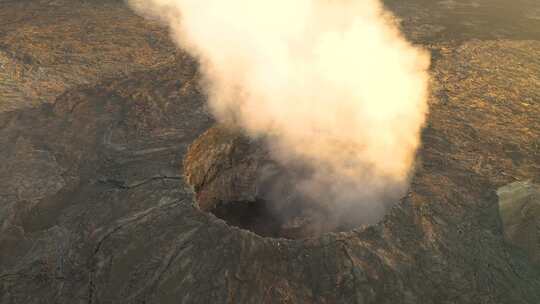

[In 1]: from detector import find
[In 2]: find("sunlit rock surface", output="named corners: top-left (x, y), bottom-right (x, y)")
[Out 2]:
top-left (0, 0), bottom-right (179, 113)
top-left (1, 0), bottom-right (540, 303)
top-left (183, 126), bottom-right (264, 212)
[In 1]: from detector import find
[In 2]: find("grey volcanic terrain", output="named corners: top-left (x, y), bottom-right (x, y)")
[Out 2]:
top-left (1, 0), bottom-right (540, 303)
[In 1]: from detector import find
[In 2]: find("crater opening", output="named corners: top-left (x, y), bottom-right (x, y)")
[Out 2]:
top-left (183, 125), bottom-right (391, 239)
top-left (208, 198), bottom-right (332, 239)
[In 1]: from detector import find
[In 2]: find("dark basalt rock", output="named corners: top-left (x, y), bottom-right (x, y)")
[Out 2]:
top-left (1, 1), bottom-right (540, 303)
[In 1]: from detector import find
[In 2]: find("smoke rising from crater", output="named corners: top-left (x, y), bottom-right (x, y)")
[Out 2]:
top-left (129, 0), bottom-right (430, 225)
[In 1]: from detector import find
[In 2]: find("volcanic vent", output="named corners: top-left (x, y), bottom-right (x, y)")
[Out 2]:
top-left (132, 0), bottom-right (430, 239)
top-left (184, 125), bottom-right (396, 239)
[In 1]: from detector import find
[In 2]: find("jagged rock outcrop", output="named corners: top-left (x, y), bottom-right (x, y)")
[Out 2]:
top-left (498, 181), bottom-right (540, 265)
top-left (183, 126), bottom-right (267, 212)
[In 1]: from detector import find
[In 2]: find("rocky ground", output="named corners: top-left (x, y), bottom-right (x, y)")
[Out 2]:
top-left (0, 0), bottom-right (539, 303)
top-left (0, 0), bottom-right (179, 112)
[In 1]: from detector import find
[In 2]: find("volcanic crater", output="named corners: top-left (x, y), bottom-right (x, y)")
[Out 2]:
top-left (183, 126), bottom-right (383, 239)
top-left (1, 1), bottom-right (540, 303)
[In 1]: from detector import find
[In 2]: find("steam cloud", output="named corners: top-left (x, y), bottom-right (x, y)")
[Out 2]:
top-left (129, 0), bottom-right (430, 225)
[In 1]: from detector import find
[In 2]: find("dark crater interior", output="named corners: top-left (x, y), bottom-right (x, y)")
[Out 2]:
top-left (211, 199), bottom-right (292, 239)
top-left (209, 197), bottom-right (359, 239)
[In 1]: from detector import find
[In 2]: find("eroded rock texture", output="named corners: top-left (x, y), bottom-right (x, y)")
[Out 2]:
top-left (498, 181), bottom-right (540, 265)
top-left (1, 0), bottom-right (540, 303)
top-left (184, 126), bottom-right (265, 213)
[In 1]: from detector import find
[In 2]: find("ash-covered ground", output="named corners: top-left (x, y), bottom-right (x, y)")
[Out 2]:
top-left (1, 0), bottom-right (540, 303)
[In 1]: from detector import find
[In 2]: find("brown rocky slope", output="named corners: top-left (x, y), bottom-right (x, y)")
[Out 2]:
top-left (1, 0), bottom-right (540, 303)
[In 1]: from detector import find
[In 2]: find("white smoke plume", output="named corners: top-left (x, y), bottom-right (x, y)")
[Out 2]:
top-left (129, 0), bottom-right (430, 225)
